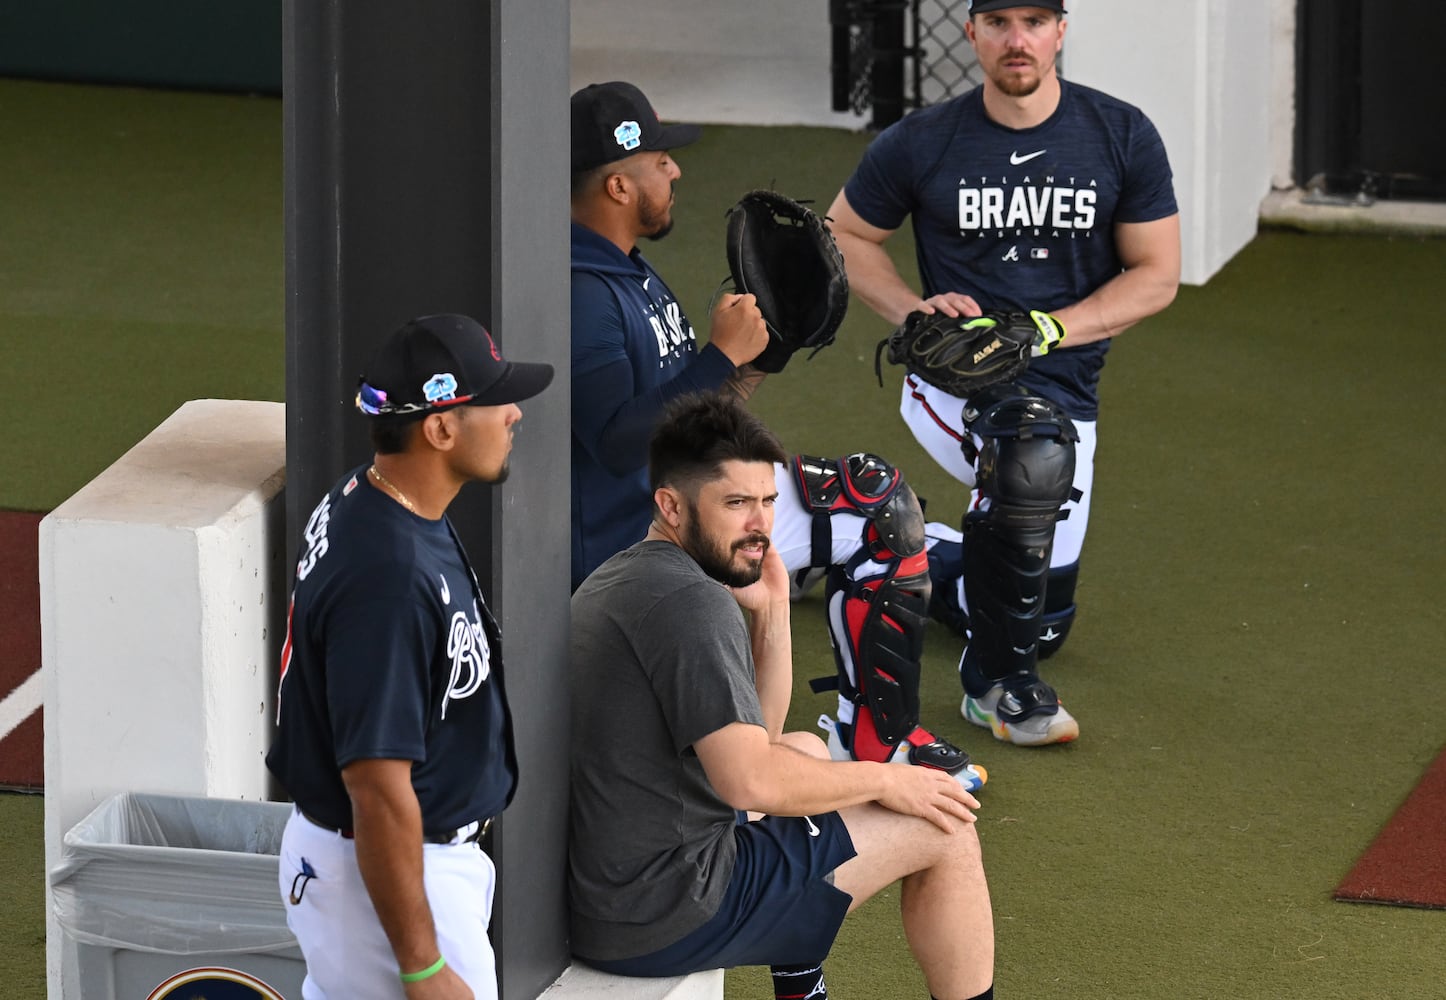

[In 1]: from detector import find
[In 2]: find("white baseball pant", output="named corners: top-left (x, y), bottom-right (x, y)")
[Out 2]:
top-left (278, 809), bottom-right (498, 1000)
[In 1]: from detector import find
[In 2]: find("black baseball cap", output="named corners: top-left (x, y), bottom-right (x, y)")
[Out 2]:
top-left (968, 0), bottom-right (1067, 13)
top-left (571, 81), bottom-right (701, 173)
top-left (356, 314), bottom-right (554, 419)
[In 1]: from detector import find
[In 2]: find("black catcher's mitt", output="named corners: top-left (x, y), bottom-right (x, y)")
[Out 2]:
top-left (725, 189), bottom-right (849, 373)
top-left (875, 309), bottom-right (1067, 397)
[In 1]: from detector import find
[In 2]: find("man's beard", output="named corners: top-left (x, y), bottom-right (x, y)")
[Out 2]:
top-left (988, 50), bottom-right (1051, 97)
top-left (639, 187), bottom-right (675, 242)
top-left (475, 455), bottom-right (510, 485)
top-left (682, 513), bottom-right (767, 588)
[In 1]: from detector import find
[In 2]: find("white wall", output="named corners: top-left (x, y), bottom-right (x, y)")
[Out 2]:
top-left (1066, 0), bottom-right (1274, 284)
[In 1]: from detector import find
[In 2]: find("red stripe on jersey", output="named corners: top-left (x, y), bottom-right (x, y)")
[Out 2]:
top-left (904, 374), bottom-right (966, 443)
top-left (275, 596), bottom-right (296, 723)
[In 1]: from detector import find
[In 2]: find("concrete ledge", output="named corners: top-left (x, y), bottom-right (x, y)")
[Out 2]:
top-left (539, 964), bottom-right (723, 1000)
top-left (1261, 188), bottom-right (1446, 238)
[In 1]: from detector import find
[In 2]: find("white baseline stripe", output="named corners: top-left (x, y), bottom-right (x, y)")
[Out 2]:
top-left (0, 669), bottom-right (42, 743)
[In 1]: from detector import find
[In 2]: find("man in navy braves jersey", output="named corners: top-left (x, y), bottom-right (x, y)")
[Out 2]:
top-left (827, 0), bottom-right (1181, 746)
top-left (267, 314), bottom-right (553, 1000)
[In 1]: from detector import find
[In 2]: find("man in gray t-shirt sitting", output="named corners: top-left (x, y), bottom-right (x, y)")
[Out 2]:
top-left (569, 392), bottom-right (996, 1000)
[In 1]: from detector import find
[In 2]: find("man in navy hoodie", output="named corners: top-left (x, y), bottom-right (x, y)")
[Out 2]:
top-left (570, 81), bottom-right (985, 794)
top-left (570, 81), bottom-right (769, 590)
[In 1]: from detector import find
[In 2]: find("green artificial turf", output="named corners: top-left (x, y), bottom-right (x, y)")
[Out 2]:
top-left (3, 79), bottom-right (1444, 999)
top-left (0, 793), bottom-right (44, 997)
top-left (0, 78), bottom-right (284, 513)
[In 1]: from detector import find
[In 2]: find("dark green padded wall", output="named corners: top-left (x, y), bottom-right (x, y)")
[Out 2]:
top-left (0, 0), bottom-right (281, 93)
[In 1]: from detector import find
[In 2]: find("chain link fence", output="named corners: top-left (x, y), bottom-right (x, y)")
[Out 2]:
top-left (912, 0), bottom-right (982, 108)
top-left (832, 0), bottom-right (980, 129)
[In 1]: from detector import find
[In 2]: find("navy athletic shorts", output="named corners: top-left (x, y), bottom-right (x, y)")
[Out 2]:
top-left (581, 811), bottom-right (856, 975)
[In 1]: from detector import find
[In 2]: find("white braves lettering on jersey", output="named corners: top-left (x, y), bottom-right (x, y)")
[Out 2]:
top-left (296, 496), bottom-right (332, 580)
top-left (442, 603), bottom-right (491, 719)
top-left (439, 574), bottom-right (451, 605)
top-left (648, 300), bottom-right (696, 358)
top-left (958, 178), bottom-right (1097, 234)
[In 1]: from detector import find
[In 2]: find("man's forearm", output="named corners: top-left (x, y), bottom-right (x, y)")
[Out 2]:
top-left (1053, 260), bottom-right (1179, 348)
top-left (833, 231), bottom-right (923, 326)
top-left (722, 363), bottom-right (768, 401)
top-left (349, 779), bottom-right (441, 972)
top-left (742, 744), bottom-right (898, 817)
top-left (748, 602), bottom-right (793, 741)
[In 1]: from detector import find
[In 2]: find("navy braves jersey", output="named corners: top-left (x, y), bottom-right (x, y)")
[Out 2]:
top-left (266, 466), bottom-right (517, 835)
top-left (845, 79), bottom-right (1177, 418)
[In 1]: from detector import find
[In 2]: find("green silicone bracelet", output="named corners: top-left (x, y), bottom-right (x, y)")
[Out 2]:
top-left (399, 955), bottom-right (446, 984)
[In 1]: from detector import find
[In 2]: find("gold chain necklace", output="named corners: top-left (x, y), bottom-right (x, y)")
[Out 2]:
top-left (368, 464), bottom-right (417, 514)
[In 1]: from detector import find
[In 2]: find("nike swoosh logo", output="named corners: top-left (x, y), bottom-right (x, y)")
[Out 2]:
top-left (1010, 149), bottom-right (1046, 165)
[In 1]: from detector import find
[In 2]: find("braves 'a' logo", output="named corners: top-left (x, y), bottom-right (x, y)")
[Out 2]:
top-left (442, 604), bottom-right (491, 719)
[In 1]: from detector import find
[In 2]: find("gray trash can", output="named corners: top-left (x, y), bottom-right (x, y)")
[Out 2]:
top-left (51, 791), bottom-right (305, 999)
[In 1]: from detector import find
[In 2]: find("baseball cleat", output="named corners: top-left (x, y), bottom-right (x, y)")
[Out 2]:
top-left (961, 676), bottom-right (1079, 746)
top-left (819, 714), bottom-right (988, 793)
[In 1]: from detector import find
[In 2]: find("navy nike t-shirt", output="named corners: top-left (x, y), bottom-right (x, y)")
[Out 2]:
top-left (845, 79), bottom-right (1178, 418)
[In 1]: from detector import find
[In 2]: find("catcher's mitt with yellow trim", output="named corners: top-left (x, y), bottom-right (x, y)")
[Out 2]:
top-left (875, 309), bottom-right (1066, 396)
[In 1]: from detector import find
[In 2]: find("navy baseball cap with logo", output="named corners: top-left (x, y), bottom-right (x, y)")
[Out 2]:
top-left (356, 314), bottom-right (554, 419)
top-left (968, 0), bottom-right (1066, 12)
top-left (571, 81), bottom-right (702, 173)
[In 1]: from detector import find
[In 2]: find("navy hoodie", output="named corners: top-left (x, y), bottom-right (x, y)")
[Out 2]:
top-left (570, 222), bottom-right (737, 590)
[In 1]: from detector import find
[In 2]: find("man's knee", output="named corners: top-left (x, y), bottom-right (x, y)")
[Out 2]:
top-left (834, 805), bottom-right (983, 904)
top-left (780, 730), bottom-right (829, 760)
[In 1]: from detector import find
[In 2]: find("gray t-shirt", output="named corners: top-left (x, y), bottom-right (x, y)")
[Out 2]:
top-left (568, 540), bottom-right (766, 960)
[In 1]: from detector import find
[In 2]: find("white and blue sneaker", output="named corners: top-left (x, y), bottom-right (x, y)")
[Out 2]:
top-left (961, 673), bottom-right (1079, 746)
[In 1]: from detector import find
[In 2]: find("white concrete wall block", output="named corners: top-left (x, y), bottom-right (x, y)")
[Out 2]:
top-left (1204, 2), bottom-right (1272, 276)
top-left (1063, 0), bottom-right (1204, 281)
top-left (42, 398), bottom-right (287, 999)
top-left (1066, 0), bottom-right (1274, 285)
top-left (44, 523), bottom-right (209, 807)
top-left (196, 498), bottom-right (286, 797)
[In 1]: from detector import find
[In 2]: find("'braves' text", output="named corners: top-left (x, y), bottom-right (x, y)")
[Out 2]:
top-left (958, 183), bottom-right (1097, 233)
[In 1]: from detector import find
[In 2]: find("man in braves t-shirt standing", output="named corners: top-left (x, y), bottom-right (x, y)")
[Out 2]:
top-left (827, 0), bottom-right (1181, 748)
top-left (267, 313), bottom-right (553, 999)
